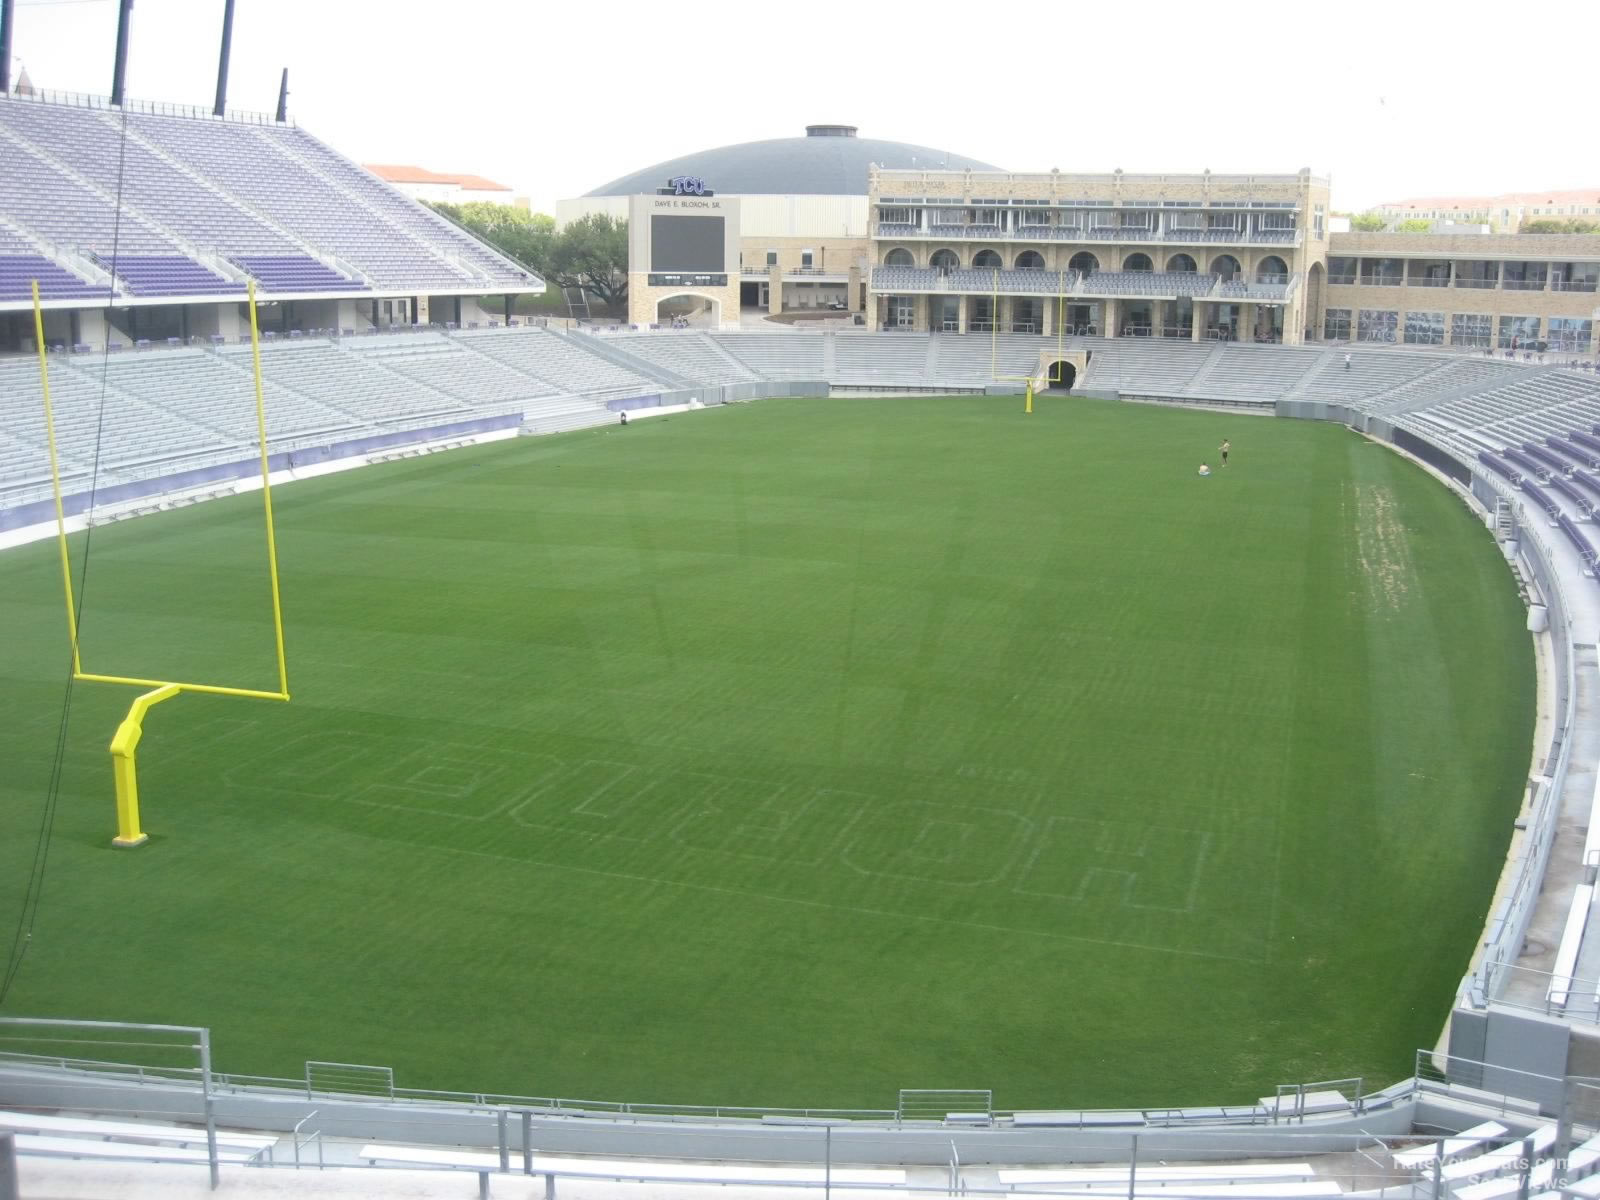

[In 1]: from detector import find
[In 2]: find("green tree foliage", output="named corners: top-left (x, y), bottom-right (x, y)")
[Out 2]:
top-left (1394, 218), bottom-right (1433, 233)
top-left (544, 213), bottom-right (630, 314)
top-left (1349, 213), bottom-right (1388, 232)
top-left (429, 201), bottom-right (554, 272)
top-left (1522, 218), bottom-right (1600, 234)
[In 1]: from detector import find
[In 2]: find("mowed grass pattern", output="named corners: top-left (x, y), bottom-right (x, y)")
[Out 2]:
top-left (0, 395), bottom-right (1533, 1110)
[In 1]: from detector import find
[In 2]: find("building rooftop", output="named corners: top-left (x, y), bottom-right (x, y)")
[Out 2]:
top-left (365, 164), bottom-right (512, 192)
top-left (1380, 188), bottom-right (1600, 211)
top-left (585, 125), bottom-right (1000, 197)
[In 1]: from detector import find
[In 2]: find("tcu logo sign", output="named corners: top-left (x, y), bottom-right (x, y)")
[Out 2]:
top-left (668, 175), bottom-right (708, 196)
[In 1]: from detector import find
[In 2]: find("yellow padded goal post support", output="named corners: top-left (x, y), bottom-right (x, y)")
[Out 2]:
top-left (31, 280), bottom-right (291, 847)
top-left (995, 375), bottom-right (1039, 414)
top-left (109, 685), bottom-right (180, 847)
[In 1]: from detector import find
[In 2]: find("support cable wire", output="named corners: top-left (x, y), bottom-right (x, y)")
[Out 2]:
top-left (0, 107), bottom-right (130, 1011)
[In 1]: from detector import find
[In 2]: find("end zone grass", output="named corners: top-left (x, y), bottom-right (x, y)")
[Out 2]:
top-left (0, 395), bottom-right (1533, 1110)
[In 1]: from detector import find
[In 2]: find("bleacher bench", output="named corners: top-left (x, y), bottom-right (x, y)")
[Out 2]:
top-left (359, 1144), bottom-right (904, 1185)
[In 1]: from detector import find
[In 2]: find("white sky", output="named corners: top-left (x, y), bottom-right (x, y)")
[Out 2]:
top-left (8, 0), bottom-right (1600, 216)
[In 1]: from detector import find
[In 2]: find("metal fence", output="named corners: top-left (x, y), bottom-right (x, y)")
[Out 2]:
top-left (5, 1055), bottom-right (1590, 1200)
top-left (1456, 482), bottom-right (1578, 1012)
top-left (0, 86), bottom-right (287, 125)
top-left (0, 1017), bottom-right (221, 1188)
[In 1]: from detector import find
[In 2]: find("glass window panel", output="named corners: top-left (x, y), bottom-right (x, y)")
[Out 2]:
top-left (1497, 315), bottom-right (1540, 347)
top-left (1549, 318), bottom-right (1593, 352)
top-left (1404, 311), bottom-right (1444, 345)
top-left (1358, 309), bottom-right (1398, 341)
top-left (1450, 313), bottom-right (1493, 347)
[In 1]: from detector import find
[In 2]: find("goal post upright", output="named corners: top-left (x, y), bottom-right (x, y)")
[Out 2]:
top-left (31, 278), bottom-right (291, 847)
top-left (32, 280), bottom-right (84, 677)
top-left (246, 278), bottom-right (291, 700)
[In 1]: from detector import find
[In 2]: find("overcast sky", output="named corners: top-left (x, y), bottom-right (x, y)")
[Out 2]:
top-left (8, 0), bottom-right (1599, 215)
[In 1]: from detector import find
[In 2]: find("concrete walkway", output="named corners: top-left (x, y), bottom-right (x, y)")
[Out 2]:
top-left (1499, 507), bottom-right (1600, 1017)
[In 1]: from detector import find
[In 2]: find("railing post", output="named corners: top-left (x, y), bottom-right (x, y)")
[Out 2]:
top-left (200, 1027), bottom-right (219, 1191)
top-left (522, 1111), bottom-right (532, 1175)
top-left (1556, 1081), bottom-right (1577, 1194)
top-left (0, 1132), bottom-right (18, 1200)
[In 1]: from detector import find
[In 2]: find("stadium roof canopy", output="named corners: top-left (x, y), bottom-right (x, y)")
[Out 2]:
top-left (585, 125), bottom-right (1001, 197)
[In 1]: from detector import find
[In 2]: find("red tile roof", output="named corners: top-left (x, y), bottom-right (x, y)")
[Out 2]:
top-left (365, 164), bottom-right (511, 191)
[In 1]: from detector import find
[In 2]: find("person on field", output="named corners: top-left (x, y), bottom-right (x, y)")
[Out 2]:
top-left (1198, 462), bottom-right (1211, 477)
top-left (620, 410), bottom-right (629, 426)
top-left (1219, 438), bottom-right (1230, 467)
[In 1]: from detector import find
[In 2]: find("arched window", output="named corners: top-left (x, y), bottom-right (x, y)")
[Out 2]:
top-left (1257, 255), bottom-right (1289, 282)
top-left (1166, 253), bottom-right (1198, 273)
top-left (1015, 250), bottom-right (1046, 270)
top-left (885, 248), bottom-right (914, 267)
top-left (1068, 251), bottom-right (1099, 274)
top-left (972, 249), bottom-right (1002, 268)
top-left (1124, 253), bottom-right (1154, 271)
top-left (1210, 255), bottom-right (1242, 280)
top-left (930, 249), bottom-right (960, 270)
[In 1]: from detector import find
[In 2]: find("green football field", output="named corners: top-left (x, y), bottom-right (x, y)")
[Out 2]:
top-left (0, 394), bottom-right (1534, 1112)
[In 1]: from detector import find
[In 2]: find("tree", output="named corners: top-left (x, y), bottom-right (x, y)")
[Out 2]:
top-left (428, 201), bottom-right (554, 273)
top-left (1349, 212), bottom-right (1387, 232)
top-left (1394, 218), bottom-right (1432, 233)
top-left (1522, 218), bottom-right (1600, 234)
top-left (544, 213), bottom-right (629, 314)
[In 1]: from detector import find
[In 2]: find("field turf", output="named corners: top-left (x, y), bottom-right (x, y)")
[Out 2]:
top-left (0, 395), bottom-right (1534, 1111)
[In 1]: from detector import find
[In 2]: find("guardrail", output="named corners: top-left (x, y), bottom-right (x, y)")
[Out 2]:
top-left (0, 86), bottom-right (287, 125)
top-left (1457, 477), bottom-right (1577, 1013)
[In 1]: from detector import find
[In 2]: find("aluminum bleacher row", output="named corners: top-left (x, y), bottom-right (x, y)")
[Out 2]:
top-left (0, 328), bottom-right (638, 510)
top-left (4, 329), bottom-right (1596, 520)
top-left (0, 1109), bottom-right (278, 1166)
top-left (0, 94), bottom-right (537, 296)
top-left (595, 331), bottom-right (762, 387)
top-left (1087, 270), bottom-right (1217, 297)
top-left (709, 332), bottom-right (824, 377)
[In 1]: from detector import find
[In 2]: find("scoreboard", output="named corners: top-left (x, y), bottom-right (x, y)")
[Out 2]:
top-left (630, 193), bottom-right (740, 286)
top-left (650, 215), bottom-right (726, 273)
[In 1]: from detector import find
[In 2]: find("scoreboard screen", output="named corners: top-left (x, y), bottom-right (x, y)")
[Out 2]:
top-left (650, 215), bottom-right (726, 273)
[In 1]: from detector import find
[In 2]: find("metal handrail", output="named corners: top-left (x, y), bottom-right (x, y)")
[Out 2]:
top-left (1456, 488), bottom-right (1578, 1011)
top-left (0, 86), bottom-right (287, 125)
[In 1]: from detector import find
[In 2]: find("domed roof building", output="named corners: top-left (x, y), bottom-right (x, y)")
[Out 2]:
top-left (585, 125), bottom-right (1000, 198)
top-left (557, 125), bottom-right (1000, 323)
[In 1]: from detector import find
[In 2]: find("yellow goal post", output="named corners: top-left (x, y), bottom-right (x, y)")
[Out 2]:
top-left (986, 269), bottom-right (1075, 405)
top-left (31, 279), bottom-right (291, 846)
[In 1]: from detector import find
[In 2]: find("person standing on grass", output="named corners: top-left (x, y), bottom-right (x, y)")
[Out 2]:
top-left (1219, 438), bottom-right (1230, 468)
